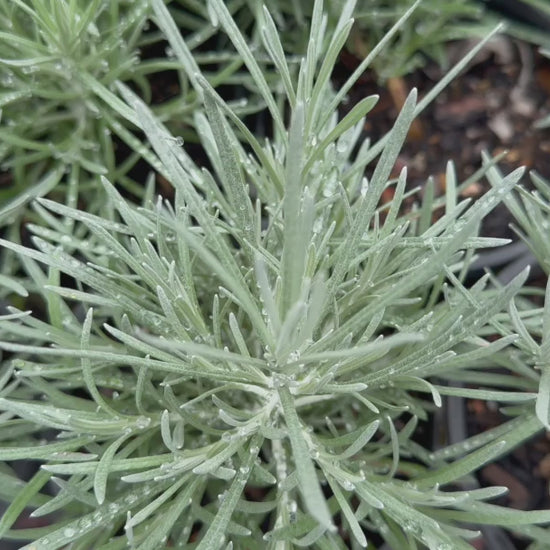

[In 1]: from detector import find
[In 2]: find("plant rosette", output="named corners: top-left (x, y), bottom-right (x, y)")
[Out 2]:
top-left (0, 1), bottom-right (549, 549)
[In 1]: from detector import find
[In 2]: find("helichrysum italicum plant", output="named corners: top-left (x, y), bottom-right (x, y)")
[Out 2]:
top-left (352, 0), bottom-right (550, 79)
top-left (1, 0), bottom-right (550, 548)
top-left (0, 0), bottom-right (261, 220)
top-left (0, 0), bottom-right (153, 199)
top-left (483, 161), bottom-right (550, 434)
top-left (0, 0), bottom-right (272, 304)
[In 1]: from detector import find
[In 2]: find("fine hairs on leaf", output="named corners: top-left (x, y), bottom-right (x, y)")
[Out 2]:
top-left (0, 1), bottom-right (549, 549)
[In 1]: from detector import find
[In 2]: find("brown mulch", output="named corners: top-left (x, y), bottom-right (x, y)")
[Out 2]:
top-left (338, 36), bottom-right (550, 237)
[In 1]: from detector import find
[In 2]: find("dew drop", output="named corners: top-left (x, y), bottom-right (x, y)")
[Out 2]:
top-left (312, 217), bottom-right (323, 234)
top-left (135, 416), bottom-right (151, 429)
top-left (336, 139), bottom-right (348, 154)
top-left (1, 73), bottom-right (14, 87)
top-left (287, 350), bottom-right (300, 362)
top-left (288, 499), bottom-right (297, 522)
top-left (402, 520), bottom-right (421, 535)
top-left (206, 2), bottom-right (219, 26)
top-left (360, 178), bottom-right (369, 198)
top-left (341, 479), bottom-right (355, 491)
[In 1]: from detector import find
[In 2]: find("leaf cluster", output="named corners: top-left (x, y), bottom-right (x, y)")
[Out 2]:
top-left (0, 1), bottom-right (549, 549)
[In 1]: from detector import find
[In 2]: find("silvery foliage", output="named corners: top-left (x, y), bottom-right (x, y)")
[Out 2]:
top-left (1, 0), bottom-right (549, 548)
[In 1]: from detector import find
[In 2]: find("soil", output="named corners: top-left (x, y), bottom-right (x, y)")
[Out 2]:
top-left (338, 36), bottom-right (550, 236)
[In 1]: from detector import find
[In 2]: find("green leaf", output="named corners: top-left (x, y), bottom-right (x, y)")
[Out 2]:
top-left (339, 419), bottom-right (380, 459)
top-left (260, 6), bottom-right (296, 106)
top-left (136, 479), bottom-right (199, 550)
top-left (150, 0), bottom-right (202, 93)
top-left (206, 0), bottom-right (285, 136)
top-left (536, 278), bottom-right (550, 427)
top-left (0, 436), bottom-right (95, 461)
top-left (328, 88), bottom-right (417, 295)
top-left (417, 441), bottom-right (507, 488)
top-left (94, 432), bottom-right (132, 505)
top-left (278, 386), bottom-right (333, 530)
top-left (81, 308), bottom-right (119, 417)
top-left (0, 468), bottom-right (50, 539)
top-left (202, 88), bottom-right (255, 243)
top-left (197, 434), bottom-right (262, 549)
top-left (281, 100), bottom-right (306, 317)
top-left (324, 0), bottom-right (421, 124)
top-left (446, 501), bottom-right (550, 526)
top-left (326, 475), bottom-right (367, 547)
top-left (303, 94), bottom-right (379, 173)
top-left (125, 475), bottom-right (188, 530)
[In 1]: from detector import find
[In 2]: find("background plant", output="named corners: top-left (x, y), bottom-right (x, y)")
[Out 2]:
top-left (0, 0), bottom-right (282, 309)
top-left (0, 0), bottom-right (273, 221)
top-left (0, 0), bottom-right (550, 549)
top-left (206, 0), bottom-right (550, 82)
top-left (484, 161), bottom-right (550, 434)
top-left (0, 0), bottom-right (155, 209)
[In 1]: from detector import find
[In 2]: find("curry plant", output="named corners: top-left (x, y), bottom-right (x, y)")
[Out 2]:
top-left (0, 0), bottom-right (155, 206)
top-left (1, 0), bottom-right (550, 549)
top-left (350, 0), bottom-right (550, 78)
top-left (209, 0), bottom-right (550, 82)
top-left (0, 0), bottom-right (270, 303)
top-left (0, 0), bottom-right (151, 313)
top-left (484, 160), bottom-right (550, 436)
top-left (0, 0), bottom-right (266, 221)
